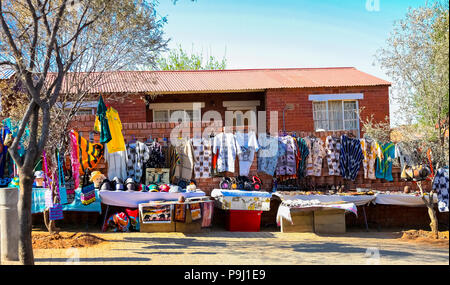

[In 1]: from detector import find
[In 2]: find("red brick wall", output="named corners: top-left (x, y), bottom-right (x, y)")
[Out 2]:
top-left (265, 86), bottom-right (390, 133)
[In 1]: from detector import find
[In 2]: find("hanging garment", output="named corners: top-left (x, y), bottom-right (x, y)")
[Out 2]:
top-left (165, 144), bottom-right (180, 183)
top-left (174, 138), bottom-right (196, 180)
top-left (235, 131), bottom-right (259, 176)
top-left (305, 136), bottom-right (326, 177)
top-left (360, 138), bottom-right (382, 180)
top-left (68, 131), bottom-right (81, 189)
top-left (94, 106), bottom-right (126, 153)
top-left (296, 137), bottom-right (310, 179)
top-left (126, 141), bottom-right (150, 183)
top-left (105, 144), bottom-right (128, 181)
top-left (0, 126), bottom-right (12, 178)
top-left (276, 136), bottom-right (298, 176)
top-left (375, 142), bottom-right (396, 182)
top-left (432, 167), bottom-right (449, 213)
top-left (339, 135), bottom-right (363, 181)
top-left (95, 95), bottom-right (112, 144)
top-left (213, 132), bottom-right (238, 173)
top-left (257, 135), bottom-right (285, 176)
top-left (325, 135), bottom-right (341, 176)
top-left (144, 141), bottom-right (165, 169)
top-left (191, 137), bottom-right (212, 179)
top-left (2, 118), bottom-right (29, 157)
top-left (69, 130), bottom-right (104, 175)
top-left (395, 142), bottom-right (421, 172)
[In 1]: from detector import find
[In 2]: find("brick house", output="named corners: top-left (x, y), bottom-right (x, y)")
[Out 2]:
top-left (58, 67), bottom-right (408, 194)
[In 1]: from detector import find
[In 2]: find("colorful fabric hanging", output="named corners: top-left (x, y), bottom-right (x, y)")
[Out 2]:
top-left (68, 132), bottom-right (81, 189)
top-left (375, 142), bottom-right (395, 182)
top-left (95, 95), bottom-right (112, 144)
top-left (56, 150), bottom-right (68, 204)
top-left (325, 136), bottom-right (341, 176)
top-left (296, 137), bottom-right (310, 179)
top-left (433, 167), bottom-right (449, 213)
top-left (69, 130), bottom-right (104, 175)
top-left (339, 135), bottom-right (363, 181)
top-left (94, 106), bottom-right (126, 153)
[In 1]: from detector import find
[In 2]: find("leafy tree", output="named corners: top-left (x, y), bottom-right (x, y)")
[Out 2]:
top-left (0, 0), bottom-right (168, 264)
top-left (157, 44), bottom-right (227, 70)
top-left (372, 2), bottom-right (449, 237)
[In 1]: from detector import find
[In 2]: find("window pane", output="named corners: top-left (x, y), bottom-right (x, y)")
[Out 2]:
top-left (343, 101), bottom-right (358, 130)
top-left (328, 101), bottom-right (343, 130)
top-left (344, 101), bottom-right (357, 120)
top-left (313, 102), bottom-right (328, 130)
top-left (154, 110), bottom-right (168, 122)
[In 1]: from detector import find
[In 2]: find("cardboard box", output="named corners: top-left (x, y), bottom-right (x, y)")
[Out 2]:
top-left (281, 209), bottom-right (314, 233)
top-left (314, 208), bottom-right (346, 234)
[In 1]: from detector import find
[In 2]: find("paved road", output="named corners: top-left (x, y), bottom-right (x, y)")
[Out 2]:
top-left (13, 229), bottom-right (447, 265)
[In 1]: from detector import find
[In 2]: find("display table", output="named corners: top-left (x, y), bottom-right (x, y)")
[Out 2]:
top-left (139, 198), bottom-right (213, 233)
top-left (276, 201), bottom-right (357, 234)
top-left (373, 193), bottom-right (438, 206)
top-left (99, 190), bottom-right (206, 208)
top-left (31, 188), bottom-right (102, 214)
top-left (274, 191), bottom-right (376, 206)
top-left (211, 189), bottom-right (272, 211)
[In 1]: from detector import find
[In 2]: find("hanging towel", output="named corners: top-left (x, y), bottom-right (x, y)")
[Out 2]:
top-left (70, 130), bottom-right (104, 175)
top-left (95, 95), bottom-right (112, 144)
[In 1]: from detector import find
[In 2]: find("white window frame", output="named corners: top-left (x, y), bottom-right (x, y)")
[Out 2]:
top-left (149, 102), bottom-right (205, 123)
top-left (223, 100), bottom-right (260, 127)
top-left (56, 100), bottom-right (97, 116)
top-left (309, 94), bottom-right (362, 137)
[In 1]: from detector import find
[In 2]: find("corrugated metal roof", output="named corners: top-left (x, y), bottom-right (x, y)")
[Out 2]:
top-left (54, 67), bottom-right (392, 95)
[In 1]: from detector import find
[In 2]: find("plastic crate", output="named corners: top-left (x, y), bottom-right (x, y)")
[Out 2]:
top-left (226, 210), bottom-right (262, 232)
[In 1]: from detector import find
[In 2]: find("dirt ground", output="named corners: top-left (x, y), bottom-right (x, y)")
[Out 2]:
top-left (399, 230), bottom-right (449, 248)
top-left (32, 229), bottom-right (449, 249)
top-left (32, 232), bottom-right (106, 249)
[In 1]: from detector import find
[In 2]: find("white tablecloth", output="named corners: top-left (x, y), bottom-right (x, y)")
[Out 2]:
top-left (274, 192), bottom-right (438, 207)
top-left (99, 190), bottom-right (206, 208)
top-left (274, 192), bottom-right (375, 206)
top-left (373, 193), bottom-right (438, 206)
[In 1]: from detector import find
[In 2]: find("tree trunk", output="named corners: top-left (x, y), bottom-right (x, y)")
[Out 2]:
top-left (418, 182), bottom-right (439, 239)
top-left (17, 169), bottom-right (35, 265)
top-left (424, 190), bottom-right (439, 239)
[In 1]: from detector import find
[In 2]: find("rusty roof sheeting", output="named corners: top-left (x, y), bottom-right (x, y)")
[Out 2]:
top-left (53, 67), bottom-right (392, 95)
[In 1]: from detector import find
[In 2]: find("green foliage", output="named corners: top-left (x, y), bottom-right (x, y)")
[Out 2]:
top-left (157, 45), bottom-right (227, 70)
top-left (375, 1), bottom-right (449, 167)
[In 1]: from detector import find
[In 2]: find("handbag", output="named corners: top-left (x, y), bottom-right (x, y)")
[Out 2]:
top-left (80, 170), bottom-right (96, 205)
top-left (401, 164), bottom-right (432, 181)
top-left (219, 177), bottom-right (231, 190)
top-left (49, 203), bottom-right (64, 221)
top-left (251, 176), bottom-right (262, 191)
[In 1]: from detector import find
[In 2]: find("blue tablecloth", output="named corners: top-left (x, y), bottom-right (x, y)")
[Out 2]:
top-left (211, 189), bottom-right (272, 198)
top-left (32, 188), bottom-right (102, 214)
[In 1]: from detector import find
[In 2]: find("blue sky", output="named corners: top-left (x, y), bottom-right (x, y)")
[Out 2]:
top-left (156, 0), bottom-right (431, 125)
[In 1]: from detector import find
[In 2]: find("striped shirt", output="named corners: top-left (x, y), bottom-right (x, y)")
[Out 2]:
top-left (339, 135), bottom-right (363, 181)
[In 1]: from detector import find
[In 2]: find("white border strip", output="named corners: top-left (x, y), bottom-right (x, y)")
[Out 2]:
top-left (308, 93), bottom-right (364, 101)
